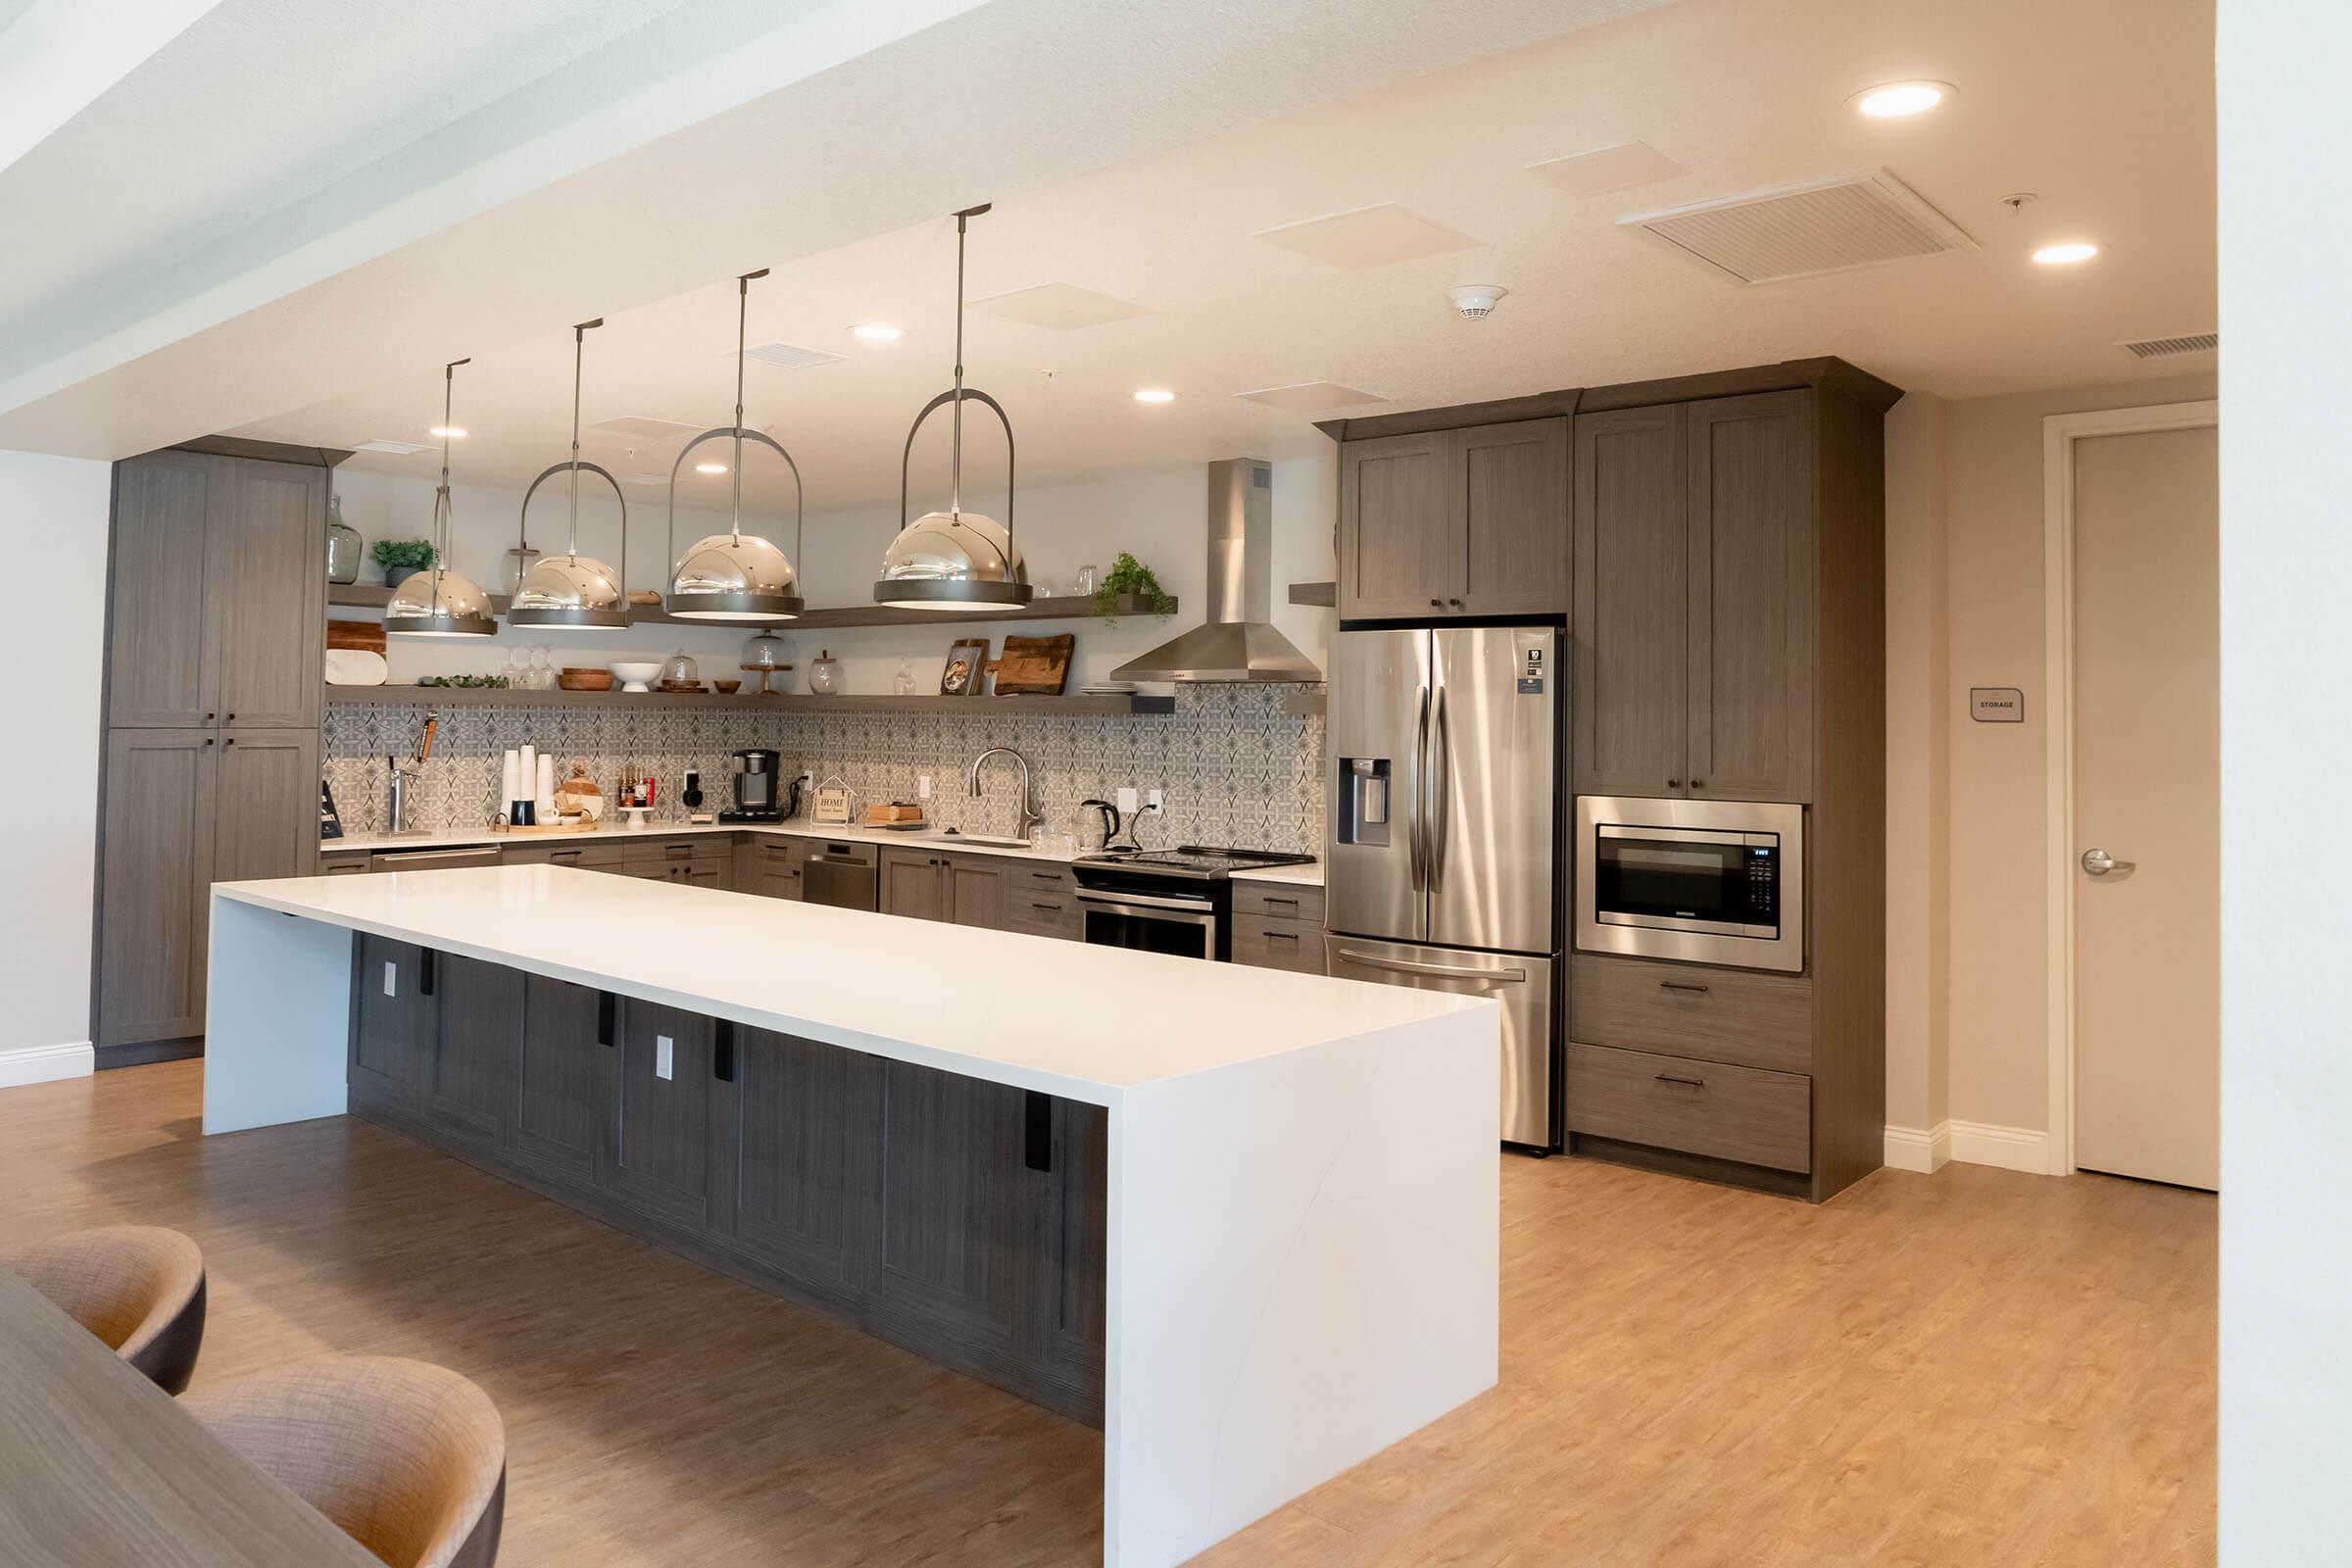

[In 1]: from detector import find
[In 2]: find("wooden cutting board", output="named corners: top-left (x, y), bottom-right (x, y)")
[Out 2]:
top-left (327, 618), bottom-right (387, 654)
top-left (994, 633), bottom-right (1074, 696)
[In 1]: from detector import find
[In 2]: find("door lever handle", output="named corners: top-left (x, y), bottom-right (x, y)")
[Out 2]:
top-left (2080, 848), bottom-right (2135, 877)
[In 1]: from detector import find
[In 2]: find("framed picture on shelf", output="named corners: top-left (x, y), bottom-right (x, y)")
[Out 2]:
top-left (941, 637), bottom-right (990, 697)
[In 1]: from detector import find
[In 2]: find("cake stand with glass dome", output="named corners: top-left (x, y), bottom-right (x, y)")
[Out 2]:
top-left (741, 630), bottom-right (794, 696)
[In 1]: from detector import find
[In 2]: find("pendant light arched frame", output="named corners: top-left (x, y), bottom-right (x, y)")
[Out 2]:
top-left (663, 268), bottom-right (808, 622)
top-left (874, 202), bottom-right (1033, 611)
top-left (384, 358), bottom-right (498, 638)
top-left (510, 318), bottom-right (632, 630)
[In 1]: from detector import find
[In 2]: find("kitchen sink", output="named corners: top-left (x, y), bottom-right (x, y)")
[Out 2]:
top-left (907, 831), bottom-right (1035, 850)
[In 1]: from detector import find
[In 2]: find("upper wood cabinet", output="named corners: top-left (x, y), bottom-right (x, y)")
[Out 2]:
top-left (1338, 417), bottom-right (1569, 621)
top-left (1574, 390), bottom-right (1815, 803)
top-left (107, 451), bottom-right (326, 731)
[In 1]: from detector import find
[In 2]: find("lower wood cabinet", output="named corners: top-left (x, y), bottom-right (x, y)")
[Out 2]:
top-left (1565, 1040), bottom-right (1811, 1175)
top-left (346, 945), bottom-right (1107, 1423)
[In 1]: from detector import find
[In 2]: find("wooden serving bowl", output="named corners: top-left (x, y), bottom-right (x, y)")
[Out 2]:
top-left (713, 678), bottom-right (742, 694)
top-left (558, 667), bottom-right (613, 691)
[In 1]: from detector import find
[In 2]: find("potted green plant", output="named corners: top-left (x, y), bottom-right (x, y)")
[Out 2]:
top-left (371, 539), bottom-right (435, 588)
top-left (1092, 552), bottom-right (1177, 621)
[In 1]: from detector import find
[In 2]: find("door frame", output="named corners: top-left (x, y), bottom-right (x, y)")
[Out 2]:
top-left (2039, 399), bottom-right (2220, 1177)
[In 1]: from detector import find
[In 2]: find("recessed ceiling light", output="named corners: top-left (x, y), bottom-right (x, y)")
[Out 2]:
top-left (695, 461), bottom-right (728, 474)
top-left (2033, 241), bottom-right (2100, 265)
top-left (851, 323), bottom-right (905, 342)
top-left (429, 425), bottom-right (467, 438)
top-left (1134, 388), bottom-right (1176, 404)
top-left (1851, 80), bottom-right (1952, 118)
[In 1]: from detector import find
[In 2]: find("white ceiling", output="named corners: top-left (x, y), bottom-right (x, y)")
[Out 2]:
top-left (2, 0), bottom-right (2215, 517)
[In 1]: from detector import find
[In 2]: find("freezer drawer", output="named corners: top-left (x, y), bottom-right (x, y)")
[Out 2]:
top-left (1324, 936), bottom-right (1557, 1149)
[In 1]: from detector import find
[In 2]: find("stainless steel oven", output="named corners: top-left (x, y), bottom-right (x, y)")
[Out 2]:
top-left (1574, 796), bottom-right (1805, 973)
top-left (1075, 886), bottom-right (1219, 960)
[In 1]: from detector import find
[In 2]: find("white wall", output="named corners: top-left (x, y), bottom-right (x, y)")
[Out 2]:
top-left (2217, 2), bottom-right (2352, 1554)
top-left (0, 448), bottom-right (111, 1086)
top-left (333, 454), bottom-right (1337, 692)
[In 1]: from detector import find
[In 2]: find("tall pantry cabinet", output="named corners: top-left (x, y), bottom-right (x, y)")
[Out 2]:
top-left (95, 448), bottom-right (329, 1059)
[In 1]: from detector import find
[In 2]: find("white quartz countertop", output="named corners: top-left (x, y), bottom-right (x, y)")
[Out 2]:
top-left (321, 819), bottom-right (1324, 886)
top-left (216, 866), bottom-right (1436, 1102)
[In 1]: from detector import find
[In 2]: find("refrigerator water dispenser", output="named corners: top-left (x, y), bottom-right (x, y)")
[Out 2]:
top-left (1337, 758), bottom-right (1392, 846)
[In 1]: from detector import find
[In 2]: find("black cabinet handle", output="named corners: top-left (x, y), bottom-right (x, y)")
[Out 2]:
top-left (1030, 871), bottom-right (1060, 882)
top-left (202, 712), bottom-right (215, 723)
top-left (1659, 981), bottom-right (1712, 995)
top-left (1429, 597), bottom-right (1444, 608)
top-left (1023, 1091), bottom-right (1053, 1173)
top-left (224, 713), bottom-right (236, 724)
top-left (1666, 778), bottom-right (1681, 789)
top-left (596, 990), bottom-right (615, 1047)
top-left (202, 737), bottom-right (214, 747)
top-left (1690, 779), bottom-right (1705, 790)
top-left (1655, 1073), bottom-right (1705, 1088)
top-left (713, 1019), bottom-right (735, 1083)
top-left (1031, 902), bottom-right (1061, 912)
top-left (418, 950), bottom-right (437, 997)
top-left (223, 737), bottom-right (236, 747)
top-left (1448, 597), bottom-right (1464, 608)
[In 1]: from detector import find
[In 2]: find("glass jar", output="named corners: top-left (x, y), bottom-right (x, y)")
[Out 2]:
top-left (741, 631), bottom-right (785, 671)
top-left (325, 495), bottom-right (362, 585)
top-left (662, 649), bottom-right (700, 688)
top-left (1072, 563), bottom-right (1100, 597)
top-left (808, 650), bottom-right (843, 696)
top-left (892, 655), bottom-right (916, 697)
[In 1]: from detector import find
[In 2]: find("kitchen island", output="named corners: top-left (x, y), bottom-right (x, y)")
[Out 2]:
top-left (203, 865), bottom-right (1496, 1568)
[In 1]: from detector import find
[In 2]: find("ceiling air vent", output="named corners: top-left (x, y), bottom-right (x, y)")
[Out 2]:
top-left (741, 341), bottom-right (844, 369)
top-left (1620, 170), bottom-right (1976, 285)
top-left (2121, 332), bottom-right (2219, 360)
top-left (590, 415), bottom-right (699, 437)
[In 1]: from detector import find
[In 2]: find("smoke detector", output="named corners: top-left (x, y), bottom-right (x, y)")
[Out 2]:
top-left (1447, 284), bottom-right (1507, 319)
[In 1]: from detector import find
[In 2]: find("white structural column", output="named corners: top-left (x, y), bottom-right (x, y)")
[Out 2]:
top-left (1107, 1016), bottom-right (1498, 1566)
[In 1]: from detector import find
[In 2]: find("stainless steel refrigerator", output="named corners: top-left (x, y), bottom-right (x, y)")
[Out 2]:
top-left (1325, 625), bottom-right (1561, 1149)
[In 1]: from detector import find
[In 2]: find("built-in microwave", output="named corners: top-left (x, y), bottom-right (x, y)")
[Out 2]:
top-left (1574, 797), bottom-right (1805, 973)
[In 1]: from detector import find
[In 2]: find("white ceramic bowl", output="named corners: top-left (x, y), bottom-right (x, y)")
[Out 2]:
top-left (609, 661), bottom-right (663, 693)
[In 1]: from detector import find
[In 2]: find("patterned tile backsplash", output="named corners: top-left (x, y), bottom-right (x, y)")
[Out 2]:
top-left (323, 686), bottom-right (1328, 853)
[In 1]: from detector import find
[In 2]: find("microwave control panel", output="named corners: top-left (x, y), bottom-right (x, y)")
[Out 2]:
top-left (1746, 846), bottom-right (1778, 918)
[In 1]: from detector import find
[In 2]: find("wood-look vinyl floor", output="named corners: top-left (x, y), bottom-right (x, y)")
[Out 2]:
top-left (0, 1061), bottom-right (2214, 1566)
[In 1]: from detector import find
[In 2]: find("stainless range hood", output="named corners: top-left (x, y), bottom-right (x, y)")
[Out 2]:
top-left (1109, 459), bottom-right (1324, 684)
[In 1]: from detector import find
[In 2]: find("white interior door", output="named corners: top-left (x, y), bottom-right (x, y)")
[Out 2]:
top-left (2071, 422), bottom-right (2220, 1190)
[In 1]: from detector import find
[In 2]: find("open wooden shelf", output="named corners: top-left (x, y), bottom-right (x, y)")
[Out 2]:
top-left (1287, 581), bottom-right (1336, 608)
top-left (323, 684), bottom-right (1177, 715)
top-left (327, 583), bottom-right (1175, 631)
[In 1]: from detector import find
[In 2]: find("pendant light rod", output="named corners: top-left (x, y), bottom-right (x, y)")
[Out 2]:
top-left (732, 269), bottom-right (765, 545)
top-left (950, 204), bottom-right (987, 524)
top-left (566, 318), bottom-right (601, 557)
top-left (431, 358), bottom-right (469, 614)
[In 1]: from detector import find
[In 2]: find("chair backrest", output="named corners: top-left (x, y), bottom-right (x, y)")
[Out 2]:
top-left (3, 1224), bottom-right (203, 1361)
top-left (183, 1356), bottom-right (507, 1568)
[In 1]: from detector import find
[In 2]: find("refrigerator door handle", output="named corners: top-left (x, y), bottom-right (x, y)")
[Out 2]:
top-left (1331, 948), bottom-right (1530, 986)
top-left (1432, 682), bottom-right (1452, 893)
top-left (1410, 682), bottom-right (1432, 893)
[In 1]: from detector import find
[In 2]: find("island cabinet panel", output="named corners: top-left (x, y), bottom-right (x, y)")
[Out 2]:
top-left (602, 1001), bottom-right (717, 1230)
top-left (866, 1061), bottom-right (1028, 1365)
top-left (348, 933), bottom-right (430, 1102)
top-left (1034, 1100), bottom-right (1109, 1393)
top-left (426, 956), bottom-right (522, 1145)
top-left (514, 976), bottom-right (607, 1186)
top-left (718, 1029), bottom-right (879, 1299)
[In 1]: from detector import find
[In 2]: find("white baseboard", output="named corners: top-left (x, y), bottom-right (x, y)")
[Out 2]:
top-left (1885, 1119), bottom-right (2052, 1175)
top-left (1884, 1120), bottom-right (1952, 1173)
top-left (0, 1041), bottom-right (95, 1090)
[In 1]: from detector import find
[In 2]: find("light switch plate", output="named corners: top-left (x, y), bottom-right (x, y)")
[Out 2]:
top-left (383, 961), bottom-right (397, 998)
top-left (656, 1035), bottom-right (674, 1080)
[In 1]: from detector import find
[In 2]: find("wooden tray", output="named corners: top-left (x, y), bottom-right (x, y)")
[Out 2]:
top-left (497, 820), bottom-right (600, 836)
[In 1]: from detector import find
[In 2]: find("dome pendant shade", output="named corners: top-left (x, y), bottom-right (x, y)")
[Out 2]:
top-left (876, 204), bottom-right (1032, 612)
top-left (386, 357), bottom-right (497, 638)
top-left (664, 270), bottom-right (807, 622)
top-left (510, 325), bottom-right (632, 631)
top-left (384, 564), bottom-right (498, 636)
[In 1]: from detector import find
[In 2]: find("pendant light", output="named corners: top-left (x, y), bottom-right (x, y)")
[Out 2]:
top-left (384, 360), bottom-right (498, 638)
top-left (664, 269), bottom-right (805, 621)
top-left (510, 318), bottom-right (629, 630)
top-left (874, 203), bottom-right (1030, 610)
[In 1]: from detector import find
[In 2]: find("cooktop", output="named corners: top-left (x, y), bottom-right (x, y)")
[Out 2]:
top-left (1073, 845), bottom-right (1316, 880)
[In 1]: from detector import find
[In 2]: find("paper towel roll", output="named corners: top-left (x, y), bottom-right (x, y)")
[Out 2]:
top-left (501, 749), bottom-right (520, 808)
top-left (536, 754), bottom-right (556, 813)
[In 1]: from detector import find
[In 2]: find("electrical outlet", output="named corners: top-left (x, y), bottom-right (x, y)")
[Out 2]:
top-left (656, 1035), bottom-right (674, 1081)
top-left (917, 773), bottom-right (932, 801)
top-left (383, 961), bottom-right (397, 998)
top-left (1146, 788), bottom-right (1164, 814)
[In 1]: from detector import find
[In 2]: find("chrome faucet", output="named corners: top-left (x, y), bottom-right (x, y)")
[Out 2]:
top-left (968, 746), bottom-right (1044, 842)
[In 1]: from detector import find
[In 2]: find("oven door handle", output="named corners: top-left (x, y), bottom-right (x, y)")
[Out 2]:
top-left (1331, 948), bottom-right (1528, 986)
top-left (1074, 887), bottom-right (1215, 913)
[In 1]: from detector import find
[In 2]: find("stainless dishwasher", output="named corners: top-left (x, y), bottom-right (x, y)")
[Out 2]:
top-left (800, 840), bottom-right (879, 910)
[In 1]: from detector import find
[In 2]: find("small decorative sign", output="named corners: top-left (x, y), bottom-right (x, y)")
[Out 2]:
top-left (1970, 687), bottom-right (2026, 723)
top-left (812, 784), bottom-right (853, 825)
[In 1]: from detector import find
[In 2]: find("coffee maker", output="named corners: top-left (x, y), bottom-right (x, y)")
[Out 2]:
top-left (719, 749), bottom-right (786, 823)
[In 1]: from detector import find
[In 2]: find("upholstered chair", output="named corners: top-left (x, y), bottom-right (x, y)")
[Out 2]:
top-left (181, 1355), bottom-right (507, 1568)
top-left (3, 1224), bottom-right (207, 1394)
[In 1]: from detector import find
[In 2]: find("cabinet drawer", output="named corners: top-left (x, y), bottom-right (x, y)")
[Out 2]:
top-left (1567, 1041), bottom-right (1809, 1173)
top-left (318, 851), bottom-right (370, 876)
top-left (502, 840), bottom-right (624, 869)
top-left (623, 835), bottom-right (725, 865)
top-left (1570, 955), bottom-right (1812, 1074)
top-left (371, 846), bottom-right (502, 872)
top-left (1232, 881), bottom-right (1323, 922)
top-left (1231, 916), bottom-right (1325, 974)
top-left (1008, 861), bottom-right (1073, 893)
top-left (1004, 891), bottom-right (1080, 940)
